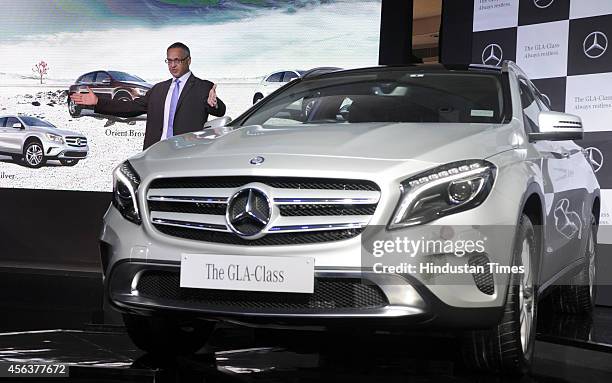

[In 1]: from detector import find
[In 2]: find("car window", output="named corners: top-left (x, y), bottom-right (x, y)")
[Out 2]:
top-left (96, 72), bottom-right (111, 83)
top-left (19, 116), bottom-right (54, 127)
top-left (519, 79), bottom-right (540, 132)
top-left (266, 72), bottom-right (283, 82)
top-left (108, 71), bottom-right (145, 82)
top-left (6, 117), bottom-right (20, 128)
top-left (242, 71), bottom-right (508, 126)
top-left (0, 118), bottom-right (6, 127)
top-left (283, 72), bottom-right (299, 82)
top-left (80, 73), bottom-right (95, 83)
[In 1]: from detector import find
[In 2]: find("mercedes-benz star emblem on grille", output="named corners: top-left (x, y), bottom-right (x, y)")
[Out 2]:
top-left (250, 156), bottom-right (265, 165)
top-left (584, 31), bottom-right (608, 59)
top-left (76, 138), bottom-right (82, 146)
top-left (534, 0), bottom-right (554, 9)
top-left (482, 44), bottom-right (503, 67)
top-left (585, 147), bottom-right (603, 173)
top-left (226, 188), bottom-right (271, 238)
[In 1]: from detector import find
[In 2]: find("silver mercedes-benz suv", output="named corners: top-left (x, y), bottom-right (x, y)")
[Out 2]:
top-left (101, 62), bottom-right (599, 373)
top-left (0, 115), bottom-right (88, 167)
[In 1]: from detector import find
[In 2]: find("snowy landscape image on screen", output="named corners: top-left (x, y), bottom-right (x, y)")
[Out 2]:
top-left (0, 0), bottom-right (381, 192)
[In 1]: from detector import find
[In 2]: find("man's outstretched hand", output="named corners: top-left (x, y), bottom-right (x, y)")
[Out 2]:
top-left (70, 88), bottom-right (98, 106)
top-left (207, 84), bottom-right (217, 108)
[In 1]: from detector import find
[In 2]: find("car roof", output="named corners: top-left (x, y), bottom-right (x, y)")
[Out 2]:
top-left (300, 63), bottom-right (505, 81)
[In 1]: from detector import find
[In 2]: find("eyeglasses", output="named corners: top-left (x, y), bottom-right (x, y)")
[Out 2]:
top-left (165, 56), bottom-right (190, 65)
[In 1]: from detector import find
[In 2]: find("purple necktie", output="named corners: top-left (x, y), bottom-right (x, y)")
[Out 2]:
top-left (167, 79), bottom-right (181, 138)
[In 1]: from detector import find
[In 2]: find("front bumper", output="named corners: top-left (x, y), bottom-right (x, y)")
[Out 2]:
top-left (104, 257), bottom-right (504, 330)
top-left (44, 144), bottom-right (88, 159)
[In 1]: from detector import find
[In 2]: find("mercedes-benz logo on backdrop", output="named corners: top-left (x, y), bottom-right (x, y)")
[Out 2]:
top-left (534, 0), bottom-right (554, 9)
top-left (482, 44), bottom-right (503, 67)
top-left (583, 31), bottom-right (608, 59)
top-left (226, 188), bottom-right (271, 238)
top-left (585, 147), bottom-right (604, 173)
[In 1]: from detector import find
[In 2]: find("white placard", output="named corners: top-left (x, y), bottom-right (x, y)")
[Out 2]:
top-left (473, 0), bottom-right (519, 32)
top-left (565, 73), bottom-right (612, 132)
top-left (570, 0), bottom-right (612, 20)
top-left (597, 190), bottom-right (612, 244)
top-left (516, 20), bottom-right (569, 79)
top-left (180, 253), bottom-right (315, 293)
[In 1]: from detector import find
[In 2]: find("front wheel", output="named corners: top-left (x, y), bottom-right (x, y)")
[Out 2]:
top-left (23, 141), bottom-right (46, 168)
top-left (68, 97), bottom-right (81, 117)
top-left (60, 159), bottom-right (79, 166)
top-left (549, 214), bottom-right (597, 314)
top-left (123, 313), bottom-right (215, 356)
top-left (462, 214), bottom-right (538, 374)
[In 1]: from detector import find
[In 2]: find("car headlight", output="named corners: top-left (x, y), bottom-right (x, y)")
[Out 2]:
top-left (135, 88), bottom-right (148, 96)
top-left (389, 160), bottom-right (496, 229)
top-left (112, 161), bottom-right (141, 224)
top-left (45, 133), bottom-right (64, 144)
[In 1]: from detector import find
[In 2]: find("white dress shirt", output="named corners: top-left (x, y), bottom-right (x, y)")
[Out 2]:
top-left (161, 71), bottom-right (192, 139)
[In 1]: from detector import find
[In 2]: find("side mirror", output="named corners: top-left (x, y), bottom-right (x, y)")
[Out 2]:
top-left (529, 111), bottom-right (583, 141)
top-left (203, 116), bottom-right (232, 130)
top-left (12, 123), bottom-right (23, 129)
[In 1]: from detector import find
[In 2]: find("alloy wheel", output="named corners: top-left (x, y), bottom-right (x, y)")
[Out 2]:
top-left (519, 238), bottom-right (534, 355)
top-left (26, 144), bottom-right (43, 166)
top-left (588, 228), bottom-right (596, 300)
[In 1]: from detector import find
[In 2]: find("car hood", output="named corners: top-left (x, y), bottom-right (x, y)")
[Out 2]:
top-left (141, 122), bottom-right (517, 164)
top-left (29, 126), bottom-right (85, 137)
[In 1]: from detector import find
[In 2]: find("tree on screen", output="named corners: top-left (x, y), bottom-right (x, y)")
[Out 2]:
top-left (32, 60), bottom-right (49, 84)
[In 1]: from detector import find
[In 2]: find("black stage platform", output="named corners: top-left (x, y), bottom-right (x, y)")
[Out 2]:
top-left (1, 267), bottom-right (611, 382)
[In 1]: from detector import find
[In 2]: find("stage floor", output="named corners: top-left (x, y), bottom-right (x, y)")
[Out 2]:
top-left (0, 267), bottom-right (611, 382)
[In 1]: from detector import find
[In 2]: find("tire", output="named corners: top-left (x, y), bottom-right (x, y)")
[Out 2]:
top-left (549, 214), bottom-right (597, 314)
top-left (462, 214), bottom-right (538, 374)
top-left (60, 159), bottom-right (79, 166)
top-left (23, 140), bottom-right (46, 168)
top-left (253, 93), bottom-right (264, 104)
top-left (114, 92), bottom-right (132, 103)
top-left (68, 97), bottom-right (81, 117)
top-left (123, 313), bottom-right (215, 356)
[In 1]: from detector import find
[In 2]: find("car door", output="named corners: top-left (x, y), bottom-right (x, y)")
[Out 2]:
top-left (94, 71), bottom-right (113, 101)
top-left (78, 72), bottom-right (96, 95)
top-left (532, 84), bottom-right (590, 267)
top-left (2, 117), bottom-right (25, 153)
top-left (0, 117), bottom-right (8, 152)
top-left (521, 79), bottom-right (580, 280)
top-left (263, 72), bottom-right (283, 96)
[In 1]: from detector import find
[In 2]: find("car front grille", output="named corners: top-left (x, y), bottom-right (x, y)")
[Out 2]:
top-left (65, 136), bottom-right (88, 147)
top-left (146, 176), bottom-right (380, 245)
top-left (63, 151), bottom-right (87, 158)
top-left (136, 270), bottom-right (388, 311)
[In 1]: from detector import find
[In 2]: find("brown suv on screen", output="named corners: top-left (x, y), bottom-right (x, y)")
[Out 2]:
top-left (67, 70), bottom-right (152, 117)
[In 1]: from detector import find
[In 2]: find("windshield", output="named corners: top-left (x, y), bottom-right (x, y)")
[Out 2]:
top-left (19, 116), bottom-right (55, 128)
top-left (108, 71), bottom-right (146, 82)
top-left (240, 70), bottom-right (507, 127)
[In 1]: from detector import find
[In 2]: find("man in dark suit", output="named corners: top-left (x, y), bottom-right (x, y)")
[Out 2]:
top-left (70, 42), bottom-right (226, 149)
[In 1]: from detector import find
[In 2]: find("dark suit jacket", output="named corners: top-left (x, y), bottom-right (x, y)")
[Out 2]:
top-left (94, 73), bottom-right (226, 149)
